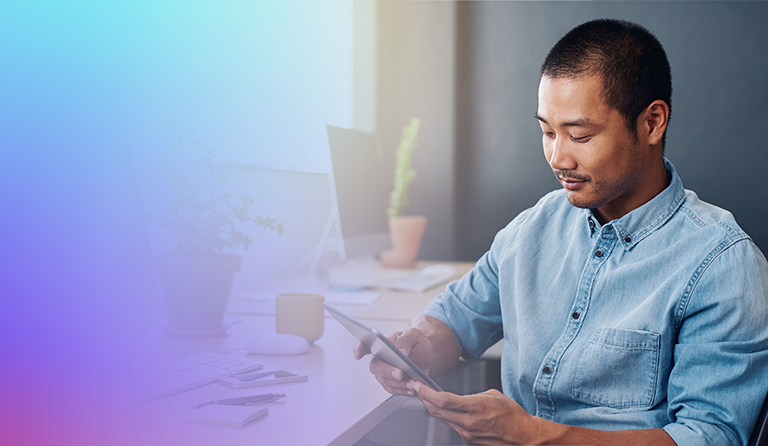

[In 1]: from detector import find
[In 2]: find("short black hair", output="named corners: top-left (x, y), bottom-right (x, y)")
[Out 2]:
top-left (541, 18), bottom-right (672, 146)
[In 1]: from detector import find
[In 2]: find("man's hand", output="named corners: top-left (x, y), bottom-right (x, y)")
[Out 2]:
top-left (411, 382), bottom-right (678, 446)
top-left (412, 382), bottom-right (536, 445)
top-left (353, 327), bottom-right (434, 396)
top-left (353, 314), bottom-right (460, 396)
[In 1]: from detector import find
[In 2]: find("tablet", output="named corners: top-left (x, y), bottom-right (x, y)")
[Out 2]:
top-left (324, 302), bottom-right (443, 391)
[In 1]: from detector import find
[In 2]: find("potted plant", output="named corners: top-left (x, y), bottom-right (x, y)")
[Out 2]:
top-left (379, 117), bottom-right (426, 268)
top-left (149, 120), bottom-right (284, 330)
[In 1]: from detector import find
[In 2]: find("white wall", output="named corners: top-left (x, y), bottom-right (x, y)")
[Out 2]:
top-left (123, 1), bottom-right (354, 173)
top-left (121, 1), bottom-right (360, 290)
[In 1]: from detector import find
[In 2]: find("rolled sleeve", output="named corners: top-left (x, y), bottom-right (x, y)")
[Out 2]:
top-left (664, 239), bottom-right (768, 446)
top-left (422, 219), bottom-right (522, 359)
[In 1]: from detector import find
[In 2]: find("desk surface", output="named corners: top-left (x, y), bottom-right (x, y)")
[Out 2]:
top-left (110, 314), bottom-right (411, 446)
top-left (228, 260), bottom-right (476, 323)
top-left (106, 261), bottom-right (478, 446)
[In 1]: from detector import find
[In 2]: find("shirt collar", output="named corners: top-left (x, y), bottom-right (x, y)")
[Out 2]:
top-left (584, 158), bottom-right (686, 250)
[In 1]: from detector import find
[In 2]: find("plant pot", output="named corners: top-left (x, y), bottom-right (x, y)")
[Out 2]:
top-left (379, 216), bottom-right (427, 268)
top-left (154, 253), bottom-right (241, 330)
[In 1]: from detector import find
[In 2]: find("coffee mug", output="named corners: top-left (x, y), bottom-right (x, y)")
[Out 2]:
top-left (276, 293), bottom-right (325, 343)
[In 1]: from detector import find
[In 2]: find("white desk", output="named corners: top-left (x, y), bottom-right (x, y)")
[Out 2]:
top-left (105, 260), bottom-right (483, 446)
top-left (108, 314), bottom-right (411, 446)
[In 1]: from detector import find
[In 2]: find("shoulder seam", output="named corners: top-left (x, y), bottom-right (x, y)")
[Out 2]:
top-left (499, 190), bottom-right (567, 258)
top-left (679, 203), bottom-right (749, 242)
top-left (499, 206), bottom-right (534, 264)
top-left (674, 236), bottom-right (748, 332)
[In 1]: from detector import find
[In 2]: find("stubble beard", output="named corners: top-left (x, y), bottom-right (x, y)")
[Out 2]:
top-left (558, 141), bottom-right (645, 211)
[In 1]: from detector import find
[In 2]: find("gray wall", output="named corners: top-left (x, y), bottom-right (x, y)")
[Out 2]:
top-left (379, 2), bottom-right (768, 261)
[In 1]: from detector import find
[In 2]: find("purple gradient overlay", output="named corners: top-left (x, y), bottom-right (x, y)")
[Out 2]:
top-left (1, 1), bottom-right (353, 444)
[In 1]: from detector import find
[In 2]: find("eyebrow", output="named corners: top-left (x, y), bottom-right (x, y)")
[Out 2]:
top-left (534, 112), bottom-right (597, 129)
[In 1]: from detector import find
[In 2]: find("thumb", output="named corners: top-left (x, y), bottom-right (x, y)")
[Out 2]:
top-left (353, 341), bottom-right (371, 360)
top-left (393, 328), bottom-right (421, 356)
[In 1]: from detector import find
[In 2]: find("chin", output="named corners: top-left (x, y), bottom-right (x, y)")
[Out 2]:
top-left (565, 192), bottom-right (600, 210)
top-left (565, 193), bottom-right (589, 209)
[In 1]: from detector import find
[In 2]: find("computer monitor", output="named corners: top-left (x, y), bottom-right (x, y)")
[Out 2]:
top-left (326, 125), bottom-right (391, 260)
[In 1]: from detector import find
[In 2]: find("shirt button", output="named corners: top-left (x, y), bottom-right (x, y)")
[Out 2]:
top-left (624, 235), bottom-right (632, 243)
top-left (595, 249), bottom-right (604, 258)
top-left (543, 366), bottom-right (552, 374)
top-left (588, 219), bottom-right (595, 229)
top-left (572, 311), bottom-right (580, 319)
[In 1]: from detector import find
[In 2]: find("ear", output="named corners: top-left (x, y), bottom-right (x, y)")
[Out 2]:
top-left (640, 100), bottom-right (669, 147)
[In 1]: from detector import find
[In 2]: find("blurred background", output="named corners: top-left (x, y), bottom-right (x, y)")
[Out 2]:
top-left (135, 0), bottom-right (768, 280)
top-left (7, 1), bottom-right (765, 289)
top-left (3, 2), bottom-right (767, 445)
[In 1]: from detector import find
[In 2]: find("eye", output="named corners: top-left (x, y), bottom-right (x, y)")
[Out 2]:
top-left (571, 135), bottom-right (591, 143)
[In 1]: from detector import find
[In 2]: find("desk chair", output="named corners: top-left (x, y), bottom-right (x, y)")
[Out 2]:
top-left (750, 392), bottom-right (768, 446)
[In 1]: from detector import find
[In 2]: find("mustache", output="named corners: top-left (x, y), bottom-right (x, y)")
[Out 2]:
top-left (554, 170), bottom-right (591, 182)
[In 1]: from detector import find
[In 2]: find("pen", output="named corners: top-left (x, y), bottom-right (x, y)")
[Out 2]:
top-left (231, 370), bottom-right (274, 382)
top-left (191, 393), bottom-right (286, 409)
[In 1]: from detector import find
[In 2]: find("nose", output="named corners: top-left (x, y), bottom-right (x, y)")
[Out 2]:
top-left (546, 136), bottom-right (576, 171)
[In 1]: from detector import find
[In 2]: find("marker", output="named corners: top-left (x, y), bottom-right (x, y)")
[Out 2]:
top-left (331, 285), bottom-right (364, 292)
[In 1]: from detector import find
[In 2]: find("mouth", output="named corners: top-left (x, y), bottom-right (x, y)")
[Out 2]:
top-left (557, 174), bottom-right (589, 190)
top-left (561, 179), bottom-right (585, 190)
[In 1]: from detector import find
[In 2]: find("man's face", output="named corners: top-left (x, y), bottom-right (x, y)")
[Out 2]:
top-left (536, 74), bottom-right (651, 221)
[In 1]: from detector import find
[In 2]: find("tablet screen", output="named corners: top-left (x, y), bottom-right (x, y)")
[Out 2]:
top-left (324, 303), bottom-right (443, 391)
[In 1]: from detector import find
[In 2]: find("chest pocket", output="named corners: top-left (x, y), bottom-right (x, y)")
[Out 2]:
top-left (572, 328), bottom-right (661, 409)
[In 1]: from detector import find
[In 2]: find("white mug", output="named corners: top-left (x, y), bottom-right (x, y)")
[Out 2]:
top-left (276, 293), bottom-right (325, 343)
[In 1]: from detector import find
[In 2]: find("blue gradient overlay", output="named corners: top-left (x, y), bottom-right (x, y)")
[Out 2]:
top-left (1, 1), bottom-right (352, 444)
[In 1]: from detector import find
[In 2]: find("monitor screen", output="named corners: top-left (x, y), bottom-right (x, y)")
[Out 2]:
top-left (326, 125), bottom-right (390, 259)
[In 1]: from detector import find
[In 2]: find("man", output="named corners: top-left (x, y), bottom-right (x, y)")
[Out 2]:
top-left (355, 19), bottom-right (768, 446)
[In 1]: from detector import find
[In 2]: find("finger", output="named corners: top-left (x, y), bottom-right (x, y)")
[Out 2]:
top-left (369, 356), bottom-right (406, 381)
top-left (418, 392), bottom-right (443, 416)
top-left (386, 331), bottom-right (404, 344)
top-left (393, 328), bottom-right (422, 356)
top-left (414, 382), bottom-right (466, 412)
top-left (353, 342), bottom-right (371, 360)
top-left (379, 379), bottom-right (417, 396)
top-left (420, 398), bottom-right (470, 428)
top-left (414, 387), bottom-right (478, 427)
top-left (414, 383), bottom-right (450, 417)
top-left (420, 395), bottom-right (466, 426)
top-left (369, 358), bottom-right (416, 396)
top-left (375, 374), bottom-right (416, 396)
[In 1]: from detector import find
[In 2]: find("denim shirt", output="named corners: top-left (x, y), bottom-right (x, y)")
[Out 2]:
top-left (423, 159), bottom-right (768, 446)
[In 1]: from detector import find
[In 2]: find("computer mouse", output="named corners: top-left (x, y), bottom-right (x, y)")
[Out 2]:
top-left (421, 264), bottom-right (457, 278)
top-left (245, 334), bottom-right (310, 355)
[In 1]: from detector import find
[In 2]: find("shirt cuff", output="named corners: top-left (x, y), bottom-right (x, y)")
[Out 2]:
top-left (663, 421), bottom-right (738, 446)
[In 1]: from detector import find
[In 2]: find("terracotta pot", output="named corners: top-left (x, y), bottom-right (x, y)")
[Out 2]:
top-left (379, 216), bottom-right (427, 268)
top-left (154, 253), bottom-right (241, 330)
